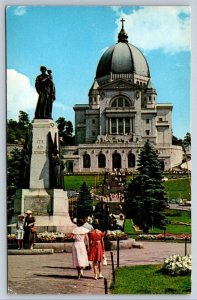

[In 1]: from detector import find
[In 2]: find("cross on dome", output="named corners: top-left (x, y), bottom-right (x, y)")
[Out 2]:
top-left (118, 17), bottom-right (128, 43)
top-left (120, 18), bottom-right (125, 29)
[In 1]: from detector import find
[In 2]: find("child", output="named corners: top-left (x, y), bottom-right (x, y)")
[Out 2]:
top-left (16, 215), bottom-right (25, 250)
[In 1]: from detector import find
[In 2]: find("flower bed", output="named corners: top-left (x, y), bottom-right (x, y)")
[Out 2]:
top-left (37, 232), bottom-right (75, 242)
top-left (8, 230), bottom-right (128, 243)
top-left (161, 254), bottom-right (192, 276)
top-left (105, 230), bottom-right (128, 241)
top-left (8, 232), bottom-right (75, 243)
top-left (137, 233), bottom-right (191, 241)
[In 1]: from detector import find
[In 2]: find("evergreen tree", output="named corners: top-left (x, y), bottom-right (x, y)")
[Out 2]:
top-left (124, 140), bottom-right (167, 233)
top-left (93, 199), bottom-right (109, 231)
top-left (7, 148), bottom-right (22, 221)
top-left (77, 182), bottom-right (93, 218)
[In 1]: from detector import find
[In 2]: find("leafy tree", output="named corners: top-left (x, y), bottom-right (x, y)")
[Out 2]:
top-left (172, 135), bottom-right (183, 146)
top-left (56, 117), bottom-right (67, 136)
top-left (7, 111), bottom-right (30, 144)
top-left (124, 140), bottom-right (167, 233)
top-left (18, 111), bottom-right (30, 126)
top-left (7, 148), bottom-right (22, 221)
top-left (183, 132), bottom-right (191, 150)
top-left (56, 117), bottom-right (75, 145)
top-left (77, 182), bottom-right (93, 218)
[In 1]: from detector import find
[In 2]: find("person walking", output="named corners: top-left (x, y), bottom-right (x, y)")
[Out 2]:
top-left (16, 215), bottom-right (25, 249)
top-left (88, 221), bottom-right (105, 280)
top-left (82, 216), bottom-right (94, 270)
top-left (24, 210), bottom-right (36, 250)
top-left (72, 219), bottom-right (90, 279)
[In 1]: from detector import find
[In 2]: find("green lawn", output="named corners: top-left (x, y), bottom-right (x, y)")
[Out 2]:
top-left (64, 174), bottom-right (104, 190)
top-left (124, 209), bottom-right (191, 236)
top-left (111, 265), bottom-right (191, 294)
top-left (163, 178), bottom-right (191, 200)
top-left (64, 175), bottom-right (191, 201)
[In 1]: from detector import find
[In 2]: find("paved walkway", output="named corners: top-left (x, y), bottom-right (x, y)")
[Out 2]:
top-left (8, 241), bottom-right (191, 295)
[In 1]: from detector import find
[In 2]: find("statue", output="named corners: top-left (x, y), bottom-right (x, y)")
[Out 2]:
top-left (34, 66), bottom-right (56, 119)
top-left (48, 132), bottom-right (65, 189)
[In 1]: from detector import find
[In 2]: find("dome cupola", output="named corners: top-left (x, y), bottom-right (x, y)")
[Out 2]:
top-left (96, 19), bottom-right (150, 81)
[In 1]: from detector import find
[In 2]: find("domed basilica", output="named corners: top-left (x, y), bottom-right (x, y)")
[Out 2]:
top-left (62, 19), bottom-right (183, 173)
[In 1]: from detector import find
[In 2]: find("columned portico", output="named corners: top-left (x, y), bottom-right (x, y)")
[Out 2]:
top-left (107, 117), bottom-right (134, 135)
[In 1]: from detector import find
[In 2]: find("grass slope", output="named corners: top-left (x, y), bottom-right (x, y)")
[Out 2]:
top-left (111, 265), bottom-right (191, 294)
top-left (124, 209), bottom-right (191, 236)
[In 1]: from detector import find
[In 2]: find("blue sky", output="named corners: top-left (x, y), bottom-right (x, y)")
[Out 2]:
top-left (6, 5), bottom-right (191, 139)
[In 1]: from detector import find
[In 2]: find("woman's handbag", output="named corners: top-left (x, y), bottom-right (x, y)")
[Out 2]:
top-left (103, 255), bottom-right (108, 266)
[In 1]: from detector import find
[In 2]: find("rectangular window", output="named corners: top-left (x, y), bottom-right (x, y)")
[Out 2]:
top-left (118, 118), bottom-right (123, 134)
top-left (111, 118), bottom-right (116, 133)
top-left (146, 119), bottom-right (150, 124)
top-left (146, 130), bottom-right (150, 135)
top-left (92, 119), bottom-right (95, 124)
top-left (125, 118), bottom-right (130, 133)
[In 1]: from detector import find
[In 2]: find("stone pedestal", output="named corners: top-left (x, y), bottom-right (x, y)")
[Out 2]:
top-left (10, 119), bottom-right (76, 234)
top-left (30, 119), bottom-right (57, 189)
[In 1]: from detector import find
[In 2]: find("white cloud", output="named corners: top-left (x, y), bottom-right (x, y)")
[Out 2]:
top-left (14, 6), bottom-right (26, 16)
top-left (111, 6), bottom-right (122, 15)
top-left (53, 101), bottom-right (68, 112)
top-left (7, 69), bottom-right (37, 121)
top-left (114, 6), bottom-right (191, 53)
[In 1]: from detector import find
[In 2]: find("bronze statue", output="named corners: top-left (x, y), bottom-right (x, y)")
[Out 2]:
top-left (34, 66), bottom-right (56, 119)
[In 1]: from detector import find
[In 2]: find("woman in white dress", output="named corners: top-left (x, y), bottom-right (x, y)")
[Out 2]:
top-left (72, 219), bottom-right (90, 279)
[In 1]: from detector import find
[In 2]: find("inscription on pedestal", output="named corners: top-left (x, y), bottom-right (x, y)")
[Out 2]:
top-left (24, 196), bottom-right (52, 215)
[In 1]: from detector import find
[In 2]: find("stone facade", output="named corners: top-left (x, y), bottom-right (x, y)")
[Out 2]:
top-left (62, 23), bottom-right (183, 173)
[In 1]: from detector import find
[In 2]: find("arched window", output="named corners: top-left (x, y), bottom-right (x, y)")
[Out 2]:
top-left (110, 96), bottom-right (132, 108)
top-left (128, 152), bottom-right (135, 168)
top-left (83, 154), bottom-right (91, 168)
top-left (98, 153), bottom-right (106, 168)
top-left (112, 152), bottom-right (121, 169)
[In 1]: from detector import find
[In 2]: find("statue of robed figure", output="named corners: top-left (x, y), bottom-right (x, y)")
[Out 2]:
top-left (34, 66), bottom-right (56, 119)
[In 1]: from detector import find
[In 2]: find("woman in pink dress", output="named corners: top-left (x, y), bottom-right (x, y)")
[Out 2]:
top-left (72, 220), bottom-right (90, 279)
top-left (88, 221), bottom-right (105, 280)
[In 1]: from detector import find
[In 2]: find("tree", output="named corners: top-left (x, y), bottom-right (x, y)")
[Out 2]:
top-left (124, 140), bottom-right (168, 233)
top-left (172, 135), bottom-right (183, 146)
top-left (77, 182), bottom-right (93, 218)
top-left (7, 148), bottom-right (22, 221)
top-left (7, 111), bottom-right (30, 144)
top-left (183, 132), bottom-right (191, 150)
top-left (93, 199), bottom-right (110, 231)
top-left (56, 117), bottom-right (67, 136)
top-left (18, 111), bottom-right (30, 126)
top-left (55, 117), bottom-right (75, 145)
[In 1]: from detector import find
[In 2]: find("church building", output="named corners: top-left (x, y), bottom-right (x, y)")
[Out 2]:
top-left (62, 19), bottom-right (183, 173)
